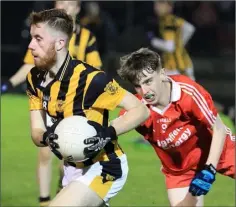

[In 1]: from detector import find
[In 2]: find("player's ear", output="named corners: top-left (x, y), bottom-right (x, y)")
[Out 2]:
top-left (160, 68), bottom-right (168, 82)
top-left (55, 38), bottom-right (65, 51)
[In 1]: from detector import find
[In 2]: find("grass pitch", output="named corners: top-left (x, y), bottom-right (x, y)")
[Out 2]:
top-left (1, 95), bottom-right (235, 206)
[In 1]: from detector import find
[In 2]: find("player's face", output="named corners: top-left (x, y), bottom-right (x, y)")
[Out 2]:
top-left (154, 2), bottom-right (172, 17)
top-left (134, 69), bottom-right (166, 105)
top-left (55, 1), bottom-right (80, 20)
top-left (28, 23), bottom-right (57, 71)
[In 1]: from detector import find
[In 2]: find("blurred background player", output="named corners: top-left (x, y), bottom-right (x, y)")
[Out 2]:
top-left (117, 48), bottom-right (235, 207)
top-left (80, 1), bottom-right (118, 58)
top-left (147, 0), bottom-right (195, 80)
top-left (1, 1), bottom-right (102, 207)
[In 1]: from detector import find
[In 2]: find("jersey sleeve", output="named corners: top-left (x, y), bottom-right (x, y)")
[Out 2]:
top-left (84, 72), bottom-right (126, 111)
top-left (26, 69), bottom-right (43, 110)
top-left (23, 49), bottom-right (34, 64)
top-left (183, 81), bottom-right (218, 127)
top-left (85, 34), bottom-right (102, 68)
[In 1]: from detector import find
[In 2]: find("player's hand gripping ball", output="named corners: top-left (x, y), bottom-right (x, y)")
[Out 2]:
top-left (53, 116), bottom-right (100, 162)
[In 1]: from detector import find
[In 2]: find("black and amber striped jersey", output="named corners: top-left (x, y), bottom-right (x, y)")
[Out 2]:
top-left (155, 14), bottom-right (193, 72)
top-left (26, 53), bottom-right (126, 167)
top-left (24, 26), bottom-right (102, 68)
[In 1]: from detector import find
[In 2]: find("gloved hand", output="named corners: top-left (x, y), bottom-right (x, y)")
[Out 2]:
top-left (1, 80), bottom-right (13, 94)
top-left (40, 118), bottom-right (63, 160)
top-left (83, 121), bottom-right (117, 158)
top-left (189, 164), bottom-right (216, 196)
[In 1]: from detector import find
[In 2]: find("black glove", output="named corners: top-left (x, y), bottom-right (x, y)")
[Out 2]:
top-left (189, 164), bottom-right (216, 196)
top-left (83, 121), bottom-right (117, 158)
top-left (1, 80), bottom-right (13, 94)
top-left (40, 118), bottom-right (63, 160)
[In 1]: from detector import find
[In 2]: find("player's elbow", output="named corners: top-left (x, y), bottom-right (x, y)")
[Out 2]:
top-left (212, 116), bottom-right (227, 139)
top-left (189, 24), bottom-right (196, 34)
top-left (166, 41), bottom-right (175, 52)
top-left (31, 129), bottom-right (44, 147)
top-left (31, 134), bottom-right (41, 147)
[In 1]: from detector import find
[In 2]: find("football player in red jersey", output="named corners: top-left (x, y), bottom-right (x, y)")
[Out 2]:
top-left (117, 48), bottom-right (235, 207)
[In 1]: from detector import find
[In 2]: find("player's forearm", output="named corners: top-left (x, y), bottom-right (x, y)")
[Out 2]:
top-left (30, 110), bottom-right (47, 147)
top-left (206, 115), bottom-right (227, 168)
top-left (150, 38), bottom-right (175, 53)
top-left (111, 104), bottom-right (150, 136)
top-left (182, 22), bottom-right (195, 46)
top-left (9, 64), bottom-right (34, 87)
top-left (31, 128), bottom-right (47, 147)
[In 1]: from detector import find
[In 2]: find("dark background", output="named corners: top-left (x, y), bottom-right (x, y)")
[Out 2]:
top-left (1, 1), bottom-right (235, 115)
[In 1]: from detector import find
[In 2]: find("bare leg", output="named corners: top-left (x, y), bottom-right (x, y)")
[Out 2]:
top-left (49, 181), bottom-right (104, 207)
top-left (37, 147), bottom-right (52, 206)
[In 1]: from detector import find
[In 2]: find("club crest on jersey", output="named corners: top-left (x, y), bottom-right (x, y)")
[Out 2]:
top-left (56, 100), bottom-right (65, 113)
top-left (104, 81), bottom-right (118, 95)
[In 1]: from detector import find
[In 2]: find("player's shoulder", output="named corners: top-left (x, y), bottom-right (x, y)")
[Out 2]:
top-left (79, 25), bottom-right (95, 37)
top-left (71, 59), bottom-right (101, 74)
top-left (170, 75), bottom-right (210, 100)
top-left (169, 74), bottom-right (195, 85)
top-left (168, 14), bottom-right (183, 21)
top-left (172, 75), bottom-right (195, 93)
top-left (170, 75), bottom-right (206, 91)
top-left (171, 75), bottom-right (195, 83)
top-left (69, 59), bottom-right (107, 86)
top-left (167, 14), bottom-right (185, 27)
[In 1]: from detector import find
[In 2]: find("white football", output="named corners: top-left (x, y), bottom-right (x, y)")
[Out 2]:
top-left (54, 116), bottom-right (97, 162)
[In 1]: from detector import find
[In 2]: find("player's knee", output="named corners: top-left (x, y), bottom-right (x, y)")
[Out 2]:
top-left (38, 147), bottom-right (52, 164)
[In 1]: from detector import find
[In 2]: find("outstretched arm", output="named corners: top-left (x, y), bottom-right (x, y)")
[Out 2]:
top-left (111, 91), bottom-right (150, 135)
top-left (10, 63), bottom-right (34, 87)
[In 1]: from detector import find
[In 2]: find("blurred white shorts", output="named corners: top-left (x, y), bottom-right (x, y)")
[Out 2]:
top-left (62, 154), bottom-right (128, 205)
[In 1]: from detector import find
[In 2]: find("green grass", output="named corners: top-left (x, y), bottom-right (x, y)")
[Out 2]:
top-left (1, 94), bottom-right (235, 206)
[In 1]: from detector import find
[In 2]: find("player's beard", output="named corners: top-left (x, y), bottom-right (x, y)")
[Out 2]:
top-left (35, 44), bottom-right (57, 71)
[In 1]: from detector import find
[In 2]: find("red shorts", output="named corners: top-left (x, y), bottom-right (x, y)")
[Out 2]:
top-left (164, 135), bottom-right (235, 189)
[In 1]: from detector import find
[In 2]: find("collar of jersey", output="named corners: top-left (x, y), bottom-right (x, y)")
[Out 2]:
top-left (54, 52), bottom-right (72, 81)
top-left (167, 76), bottom-right (181, 102)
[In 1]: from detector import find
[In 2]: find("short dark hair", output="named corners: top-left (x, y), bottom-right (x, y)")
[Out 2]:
top-left (117, 48), bottom-right (162, 84)
top-left (29, 8), bottom-right (73, 40)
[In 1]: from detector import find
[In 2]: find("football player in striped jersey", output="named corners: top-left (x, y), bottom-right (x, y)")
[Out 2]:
top-left (117, 48), bottom-right (235, 207)
top-left (3, 1), bottom-right (102, 206)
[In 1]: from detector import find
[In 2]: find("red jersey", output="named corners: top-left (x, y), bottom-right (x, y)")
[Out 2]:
top-left (120, 75), bottom-right (235, 175)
